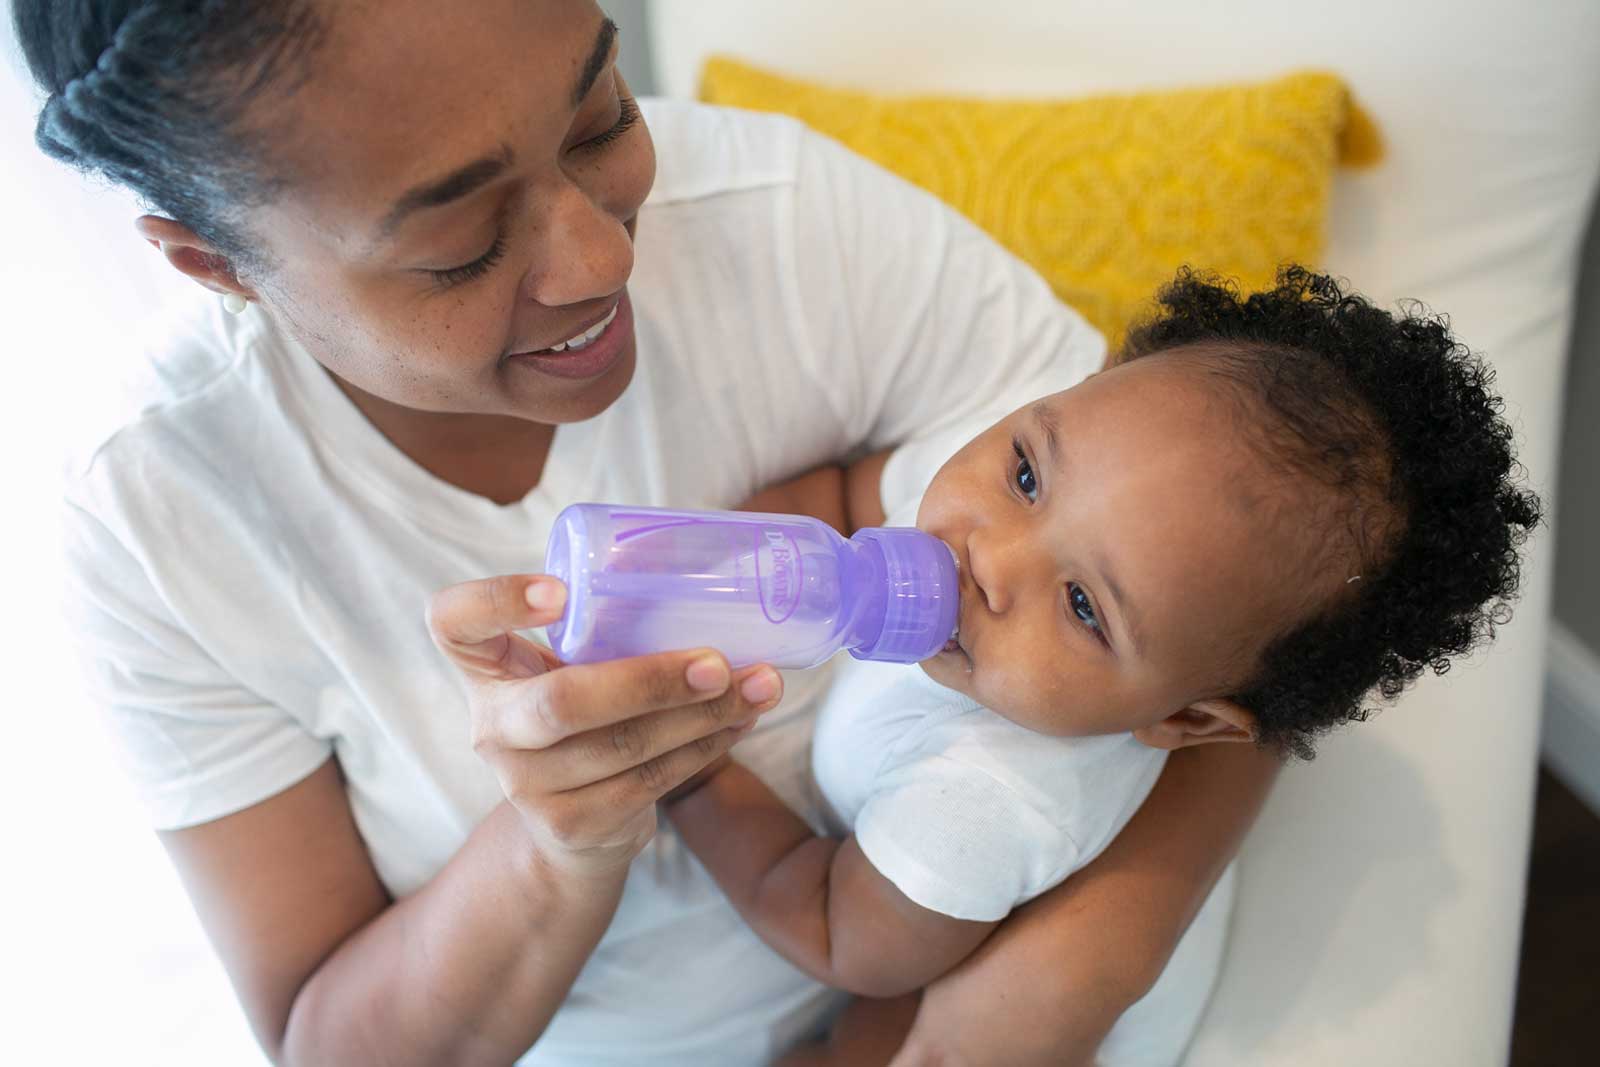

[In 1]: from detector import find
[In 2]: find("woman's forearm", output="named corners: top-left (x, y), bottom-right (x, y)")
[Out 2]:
top-left (282, 801), bottom-right (626, 1067)
top-left (1079, 742), bottom-right (1282, 994)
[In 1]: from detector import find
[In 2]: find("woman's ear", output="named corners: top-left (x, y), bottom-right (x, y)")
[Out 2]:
top-left (134, 215), bottom-right (256, 301)
top-left (1133, 698), bottom-right (1258, 751)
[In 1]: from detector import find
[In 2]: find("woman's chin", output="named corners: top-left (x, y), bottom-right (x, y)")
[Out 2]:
top-left (507, 336), bottom-right (637, 423)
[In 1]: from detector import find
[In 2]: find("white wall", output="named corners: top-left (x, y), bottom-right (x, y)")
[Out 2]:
top-left (610, 0), bottom-right (658, 96)
top-left (1546, 194), bottom-right (1600, 812)
top-left (1554, 211), bottom-right (1600, 649)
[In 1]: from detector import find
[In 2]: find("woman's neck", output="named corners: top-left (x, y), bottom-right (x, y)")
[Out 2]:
top-left (329, 371), bottom-right (556, 506)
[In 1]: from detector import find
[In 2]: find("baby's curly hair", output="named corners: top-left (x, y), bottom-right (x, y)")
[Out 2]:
top-left (1119, 266), bottom-right (1541, 759)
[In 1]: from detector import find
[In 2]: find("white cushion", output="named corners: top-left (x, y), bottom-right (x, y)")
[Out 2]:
top-left (648, 2), bottom-right (1600, 1062)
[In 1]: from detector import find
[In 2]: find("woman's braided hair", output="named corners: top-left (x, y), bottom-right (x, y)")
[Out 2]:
top-left (15, 0), bottom-right (323, 270)
top-left (1121, 267), bottom-right (1542, 759)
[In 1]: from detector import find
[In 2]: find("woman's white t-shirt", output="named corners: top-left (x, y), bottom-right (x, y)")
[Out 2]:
top-left (61, 100), bottom-right (1106, 1065)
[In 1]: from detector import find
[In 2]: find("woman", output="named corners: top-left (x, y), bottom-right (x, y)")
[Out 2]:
top-left (29, 1), bottom-right (1278, 1063)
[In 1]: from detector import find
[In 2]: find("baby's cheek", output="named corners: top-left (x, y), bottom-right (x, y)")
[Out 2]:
top-left (976, 662), bottom-right (1068, 731)
top-left (915, 469), bottom-right (959, 529)
top-left (992, 658), bottom-right (1143, 736)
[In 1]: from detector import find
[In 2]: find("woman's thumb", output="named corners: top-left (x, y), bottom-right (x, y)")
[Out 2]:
top-left (427, 575), bottom-right (566, 679)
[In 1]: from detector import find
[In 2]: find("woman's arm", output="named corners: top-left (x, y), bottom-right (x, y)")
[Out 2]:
top-left (162, 762), bottom-right (622, 1065)
top-left (894, 742), bottom-right (1281, 1067)
top-left (159, 574), bottom-right (783, 1066)
top-left (665, 761), bottom-right (995, 997)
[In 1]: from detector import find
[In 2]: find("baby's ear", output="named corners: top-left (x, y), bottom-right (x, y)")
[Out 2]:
top-left (1133, 698), bottom-right (1257, 751)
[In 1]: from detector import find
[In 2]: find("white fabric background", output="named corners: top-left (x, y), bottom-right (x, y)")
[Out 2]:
top-left (0, 35), bottom-right (269, 1067)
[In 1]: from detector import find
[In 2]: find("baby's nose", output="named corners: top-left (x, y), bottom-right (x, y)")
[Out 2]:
top-left (965, 535), bottom-right (1012, 615)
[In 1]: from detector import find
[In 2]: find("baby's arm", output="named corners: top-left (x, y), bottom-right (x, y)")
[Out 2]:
top-left (736, 450), bottom-right (892, 534)
top-left (663, 761), bottom-right (997, 997)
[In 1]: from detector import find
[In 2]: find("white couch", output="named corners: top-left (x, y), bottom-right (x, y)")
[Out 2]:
top-left (646, 2), bottom-right (1600, 1063)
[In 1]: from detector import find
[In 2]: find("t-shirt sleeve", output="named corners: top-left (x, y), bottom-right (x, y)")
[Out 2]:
top-left (786, 126), bottom-right (1108, 519)
top-left (61, 500), bottom-right (332, 830)
top-left (853, 754), bottom-right (1082, 922)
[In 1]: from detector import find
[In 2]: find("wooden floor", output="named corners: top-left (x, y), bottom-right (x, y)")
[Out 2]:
top-left (1509, 769), bottom-right (1600, 1065)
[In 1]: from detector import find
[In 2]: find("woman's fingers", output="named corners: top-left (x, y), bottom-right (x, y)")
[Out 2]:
top-left (427, 574), bottom-right (567, 680)
top-left (430, 572), bottom-right (787, 867)
top-left (508, 664), bottom-right (781, 791)
top-left (479, 650), bottom-right (783, 752)
top-left (540, 723), bottom-right (753, 844)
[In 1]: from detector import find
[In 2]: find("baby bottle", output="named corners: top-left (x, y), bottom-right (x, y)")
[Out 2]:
top-left (543, 503), bottom-right (959, 669)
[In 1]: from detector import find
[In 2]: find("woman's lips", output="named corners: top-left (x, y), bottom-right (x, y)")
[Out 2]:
top-left (508, 291), bottom-right (632, 381)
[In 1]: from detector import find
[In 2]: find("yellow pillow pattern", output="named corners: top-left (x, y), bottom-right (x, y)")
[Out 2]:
top-left (701, 57), bottom-right (1373, 350)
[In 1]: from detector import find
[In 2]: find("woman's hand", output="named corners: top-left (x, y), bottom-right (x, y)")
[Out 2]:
top-left (427, 573), bottom-right (784, 877)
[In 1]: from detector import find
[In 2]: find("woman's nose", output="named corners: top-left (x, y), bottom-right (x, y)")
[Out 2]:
top-left (523, 182), bottom-right (634, 307)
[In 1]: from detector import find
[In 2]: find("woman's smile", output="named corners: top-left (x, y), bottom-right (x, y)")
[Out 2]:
top-left (515, 299), bottom-right (621, 356)
top-left (507, 289), bottom-right (633, 381)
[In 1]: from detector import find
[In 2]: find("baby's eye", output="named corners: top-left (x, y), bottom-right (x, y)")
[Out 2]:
top-left (1012, 440), bottom-right (1039, 502)
top-left (1067, 583), bottom-right (1102, 634)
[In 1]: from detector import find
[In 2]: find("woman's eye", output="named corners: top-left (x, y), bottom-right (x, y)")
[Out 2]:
top-left (426, 232), bottom-right (508, 289)
top-left (579, 93), bottom-right (640, 152)
top-left (422, 93), bottom-right (641, 291)
top-left (1067, 583), bottom-right (1103, 635)
top-left (1013, 439), bottom-right (1039, 502)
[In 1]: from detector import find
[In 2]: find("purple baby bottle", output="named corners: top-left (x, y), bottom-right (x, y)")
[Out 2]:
top-left (544, 503), bottom-right (959, 669)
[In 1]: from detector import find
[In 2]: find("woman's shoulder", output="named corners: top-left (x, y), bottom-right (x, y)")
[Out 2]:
top-left (63, 291), bottom-right (281, 507)
top-left (638, 97), bottom-right (807, 207)
top-left (639, 97), bottom-right (909, 211)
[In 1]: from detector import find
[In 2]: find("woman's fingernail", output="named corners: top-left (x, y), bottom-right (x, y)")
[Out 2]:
top-left (686, 655), bottom-right (730, 692)
top-left (740, 668), bottom-right (780, 706)
top-left (526, 580), bottom-right (566, 614)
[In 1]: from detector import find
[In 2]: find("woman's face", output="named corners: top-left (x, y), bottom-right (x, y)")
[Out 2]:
top-left (242, 0), bottom-right (654, 424)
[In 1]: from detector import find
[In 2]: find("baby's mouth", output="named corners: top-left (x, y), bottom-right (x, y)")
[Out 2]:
top-left (940, 619), bottom-right (974, 673)
top-left (942, 617), bottom-right (962, 654)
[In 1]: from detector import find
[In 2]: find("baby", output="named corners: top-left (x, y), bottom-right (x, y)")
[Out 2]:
top-left (663, 267), bottom-right (1540, 1062)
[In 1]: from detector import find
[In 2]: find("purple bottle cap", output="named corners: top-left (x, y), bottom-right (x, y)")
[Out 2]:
top-left (849, 527), bottom-right (960, 664)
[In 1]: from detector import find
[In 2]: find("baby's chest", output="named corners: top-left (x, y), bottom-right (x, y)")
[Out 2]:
top-left (809, 666), bottom-right (959, 830)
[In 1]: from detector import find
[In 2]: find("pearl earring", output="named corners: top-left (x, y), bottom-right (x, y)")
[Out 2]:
top-left (222, 293), bottom-right (248, 315)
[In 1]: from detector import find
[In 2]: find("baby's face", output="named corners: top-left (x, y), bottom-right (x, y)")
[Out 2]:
top-left (916, 354), bottom-right (1336, 741)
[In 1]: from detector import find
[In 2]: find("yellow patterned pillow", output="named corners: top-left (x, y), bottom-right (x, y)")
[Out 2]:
top-left (702, 57), bottom-right (1375, 350)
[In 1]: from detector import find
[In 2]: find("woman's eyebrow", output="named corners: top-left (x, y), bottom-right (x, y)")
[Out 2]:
top-left (376, 146), bottom-right (515, 242)
top-left (572, 18), bottom-right (619, 107)
top-left (372, 18), bottom-right (618, 244)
